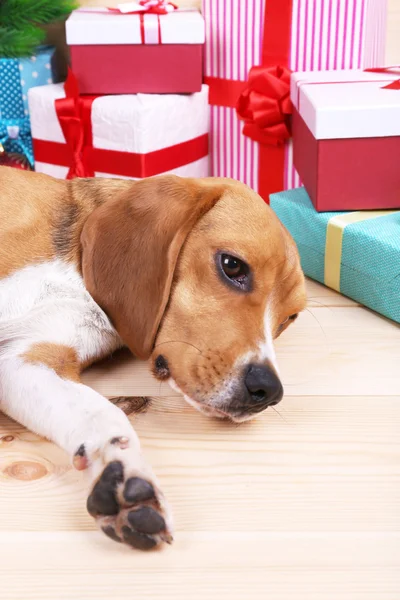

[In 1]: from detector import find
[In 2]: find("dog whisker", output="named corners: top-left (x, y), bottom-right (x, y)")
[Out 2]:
top-left (153, 340), bottom-right (204, 354)
top-left (271, 406), bottom-right (291, 425)
top-left (154, 341), bottom-right (228, 361)
top-left (307, 297), bottom-right (334, 312)
top-left (304, 307), bottom-right (330, 346)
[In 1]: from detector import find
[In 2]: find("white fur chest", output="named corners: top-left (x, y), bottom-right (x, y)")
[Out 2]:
top-left (0, 260), bottom-right (121, 361)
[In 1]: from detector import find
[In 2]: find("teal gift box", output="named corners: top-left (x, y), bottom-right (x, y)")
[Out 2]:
top-left (0, 45), bottom-right (55, 166)
top-left (270, 188), bottom-right (400, 324)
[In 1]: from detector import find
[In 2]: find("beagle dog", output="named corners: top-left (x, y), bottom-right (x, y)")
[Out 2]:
top-left (0, 166), bottom-right (306, 550)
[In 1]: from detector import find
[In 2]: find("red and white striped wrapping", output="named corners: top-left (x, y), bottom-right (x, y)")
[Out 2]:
top-left (202, 0), bottom-right (387, 198)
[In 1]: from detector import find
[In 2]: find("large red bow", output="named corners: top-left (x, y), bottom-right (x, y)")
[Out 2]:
top-left (237, 65), bottom-right (292, 146)
top-left (55, 70), bottom-right (96, 179)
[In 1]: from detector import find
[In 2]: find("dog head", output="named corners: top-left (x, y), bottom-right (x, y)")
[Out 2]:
top-left (81, 175), bottom-right (306, 422)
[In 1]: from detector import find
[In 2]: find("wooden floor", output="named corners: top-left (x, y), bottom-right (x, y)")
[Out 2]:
top-left (0, 279), bottom-right (399, 599)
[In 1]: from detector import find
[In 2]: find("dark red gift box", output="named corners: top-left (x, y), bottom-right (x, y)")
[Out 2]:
top-left (291, 69), bottom-right (400, 212)
top-left (65, 6), bottom-right (204, 95)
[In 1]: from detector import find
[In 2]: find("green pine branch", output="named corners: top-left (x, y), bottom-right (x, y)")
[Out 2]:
top-left (0, 0), bottom-right (77, 58)
top-left (0, 24), bottom-right (45, 58)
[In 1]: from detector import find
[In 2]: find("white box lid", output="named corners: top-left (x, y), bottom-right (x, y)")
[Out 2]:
top-left (291, 69), bottom-right (400, 140)
top-left (66, 7), bottom-right (205, 46)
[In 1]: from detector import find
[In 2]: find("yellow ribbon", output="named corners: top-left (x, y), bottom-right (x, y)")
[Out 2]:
top-left (324, 210), bottom-right (398, 292)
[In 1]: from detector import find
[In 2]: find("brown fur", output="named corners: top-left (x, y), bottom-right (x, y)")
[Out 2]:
top-left (0, 167), bottom-right (132, 278)
top-left (81, 176), bottom-right (226, 359)
top-left (151, 183), bottom-right (306, 403)
top-left (0, 168), bottom-right (63, 278)
top-left (23, 343), bottom-right (81, 382)
top-left (0, 167), bottom-right (306, 404)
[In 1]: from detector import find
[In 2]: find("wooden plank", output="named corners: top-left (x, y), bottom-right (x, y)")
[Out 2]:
top-left (0, 532), bottom-right (399, 600)
top-left (1, 395), bottom-right (399, 534)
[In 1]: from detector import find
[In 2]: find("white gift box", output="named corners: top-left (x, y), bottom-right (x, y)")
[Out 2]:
top-left (28, 82), bottom-right (209, 180)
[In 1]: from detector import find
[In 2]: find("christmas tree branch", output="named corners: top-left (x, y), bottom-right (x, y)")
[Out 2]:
top-left (0, 0), bottom-right (77, 28)
top-left (0, 0), bottom-right (77, 58)
top-left (0, 25), bottom-right (45, 58)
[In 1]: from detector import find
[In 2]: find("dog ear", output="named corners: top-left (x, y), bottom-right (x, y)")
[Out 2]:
top-left (80, 175), bottom-right (224, 360)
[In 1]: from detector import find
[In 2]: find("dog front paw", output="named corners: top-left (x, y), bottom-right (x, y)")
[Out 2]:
top-left (80, 438), bottom-right (173, 550)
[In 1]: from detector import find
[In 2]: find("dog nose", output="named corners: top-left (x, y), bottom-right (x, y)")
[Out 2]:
top-left (244, 363), bottom-right (283, 410)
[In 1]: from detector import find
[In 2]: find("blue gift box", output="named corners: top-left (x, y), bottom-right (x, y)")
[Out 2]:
top-left (270, 187), bottom-right (400, 324)
top-left (0, 45), bottom-right (55, 166)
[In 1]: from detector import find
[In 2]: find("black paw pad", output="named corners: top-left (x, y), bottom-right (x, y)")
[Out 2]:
top-left (122, 527), bottom-right (157, 551)
top-left (102, 525), bottom-right (122, 543)
top-left (128, 507), bottom-right (166, 534)
top-left (123, 477), bottom-right (155, 504)
top-left (87, 461), bottom-right (124, 517)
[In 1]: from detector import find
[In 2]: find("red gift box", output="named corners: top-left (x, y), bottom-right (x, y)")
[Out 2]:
top-left (65, 4), bottom-right (204, 95)
top-left (291, 69), bottom-right (400, 212)
top-left (203, 0), bottom-right (388, 204)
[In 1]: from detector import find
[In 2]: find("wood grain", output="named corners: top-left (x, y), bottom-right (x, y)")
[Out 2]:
top-left (1, 533), bottom-right (400, 600)
top-left (1, 278), bottom-right (400, 598)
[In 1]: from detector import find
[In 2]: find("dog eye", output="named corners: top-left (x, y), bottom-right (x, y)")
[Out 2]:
top-left (221, 255), bottom-right (244, 278)
top-left (218, 253), bottom-right (251, 291)
top-left (280, 314), bottom-right (298, 327)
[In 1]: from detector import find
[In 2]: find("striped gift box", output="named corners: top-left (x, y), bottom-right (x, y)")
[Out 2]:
top-left (202, 0), bottom-right (387, 200)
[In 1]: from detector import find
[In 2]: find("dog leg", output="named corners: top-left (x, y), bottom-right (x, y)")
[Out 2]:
top-left (0, 355), bottom-right (173, 550)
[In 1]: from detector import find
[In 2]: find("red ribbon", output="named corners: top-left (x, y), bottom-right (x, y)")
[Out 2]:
top-left (204, 0), bottom-right (293, 202)
top-left (55, 70), bottom-right (96, 179)
top-left (365, 66), bottom-right (400, 89)
top-left (42, 69), bottom-right (208, 179)
top-left (107, 1), bottom-right (178, 43)
top-left (108, 1), bottom-right (178, 15)
top-left (237, 65), bottom-right (292, 147)
top-left (138, 0), bottom-right (177, 13)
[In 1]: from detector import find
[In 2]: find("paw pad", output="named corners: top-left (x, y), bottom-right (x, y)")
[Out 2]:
top-left (87, 460), bottom-right (172, 550)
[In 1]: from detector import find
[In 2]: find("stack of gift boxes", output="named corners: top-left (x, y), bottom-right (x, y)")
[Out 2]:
top-left (28, 2), bottom-right (209, 180)
top-left (271, 68), bottom-right (400, 325)
top-left (4, 0), bottom-right (397, 323)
